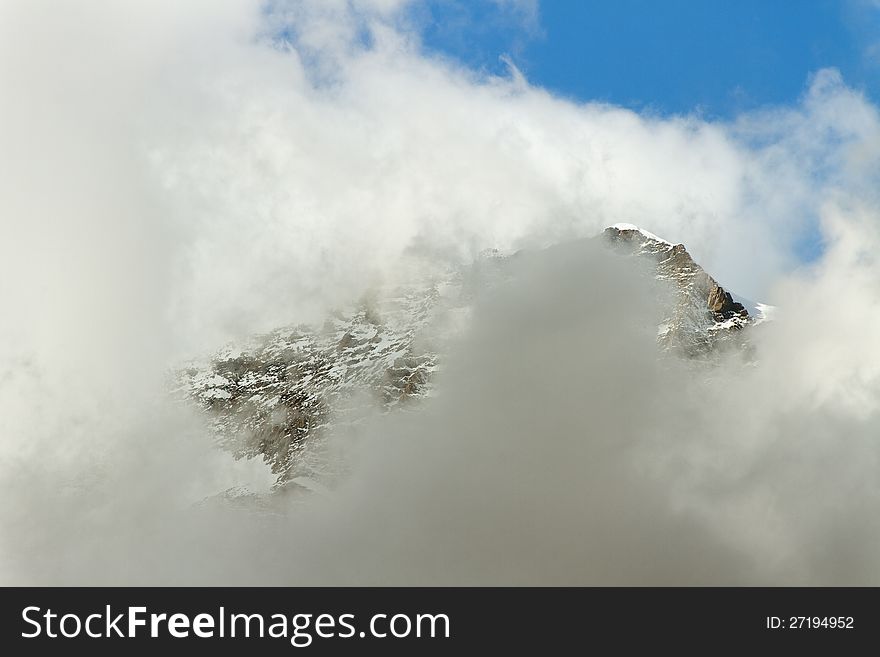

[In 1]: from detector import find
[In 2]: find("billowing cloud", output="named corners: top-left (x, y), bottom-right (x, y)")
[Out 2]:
top-left (2, 0), bottom-right (880, 584)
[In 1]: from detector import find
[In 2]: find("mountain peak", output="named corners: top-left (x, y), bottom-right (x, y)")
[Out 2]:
top-left (603, 222), bottom-right (752, 356)
top-left (180, 227), bottom-right (765, 489)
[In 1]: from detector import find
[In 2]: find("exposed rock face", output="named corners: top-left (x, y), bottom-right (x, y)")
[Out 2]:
top-left (602, 224), bottom-right (751, 357)
top-left (178, 226), bottom-right (758, 487)
top-left (707, 284), bottom-right (747, 319)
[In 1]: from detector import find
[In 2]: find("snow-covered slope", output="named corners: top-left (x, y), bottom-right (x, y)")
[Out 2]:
top-left (178, 294), bottom-right (436, 486)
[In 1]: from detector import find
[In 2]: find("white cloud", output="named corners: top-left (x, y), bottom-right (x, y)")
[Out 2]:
top-left (2, 0), bottom-right (880, 584)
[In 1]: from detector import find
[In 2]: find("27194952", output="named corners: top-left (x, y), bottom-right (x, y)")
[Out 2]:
top-left (766, 616), bottom-right (854, 629)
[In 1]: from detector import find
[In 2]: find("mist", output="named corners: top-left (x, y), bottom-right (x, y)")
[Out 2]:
top-left (2, 0), bottom-right (880, 585)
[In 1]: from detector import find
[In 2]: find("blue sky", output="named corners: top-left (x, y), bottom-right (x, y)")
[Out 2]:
top-left (413, 0), bottom-right (880, 119)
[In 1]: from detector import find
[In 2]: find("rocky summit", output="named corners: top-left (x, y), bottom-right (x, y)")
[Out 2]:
top-left (178, 226), bottom-right (768, 489)
top-left (602, 223), bottom-right (757, 357)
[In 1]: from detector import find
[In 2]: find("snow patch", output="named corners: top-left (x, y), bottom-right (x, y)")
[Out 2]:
top-left (608, 223), bottom-right (675, 246)
top-left (754, 303), bottom-right (777, 325)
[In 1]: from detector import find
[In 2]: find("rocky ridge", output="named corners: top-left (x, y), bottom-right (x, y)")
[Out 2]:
top-left (603, 223), bottom-right (754, 357)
